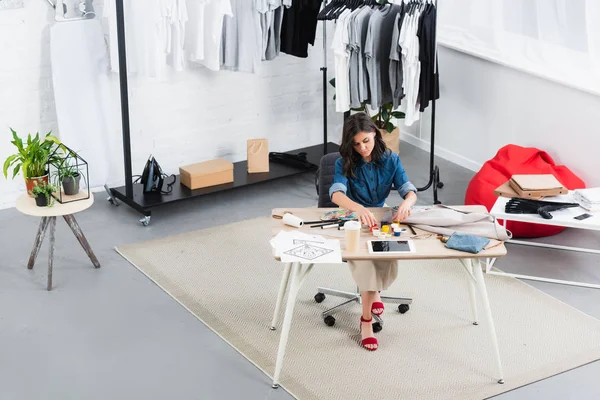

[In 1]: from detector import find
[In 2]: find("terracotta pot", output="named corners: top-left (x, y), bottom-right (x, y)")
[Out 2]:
top-left (380, 127), bottom-right (400, 154)
top-left (25, 174), bottom-right (49, 197)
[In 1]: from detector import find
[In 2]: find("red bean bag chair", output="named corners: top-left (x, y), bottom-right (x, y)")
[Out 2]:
top-left (465, 144), bottom-right (586, 238)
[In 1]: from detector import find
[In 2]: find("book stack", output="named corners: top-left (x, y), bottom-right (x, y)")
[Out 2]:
top-left (573, 188), bottom-right (600, 211)
top-left (495, 174), bottom-right (568, 199)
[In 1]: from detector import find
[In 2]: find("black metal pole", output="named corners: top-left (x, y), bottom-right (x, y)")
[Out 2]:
top-left (115, 0), bottom-right (133, 199)
top-left (322, 66), bottom-right (328, 155)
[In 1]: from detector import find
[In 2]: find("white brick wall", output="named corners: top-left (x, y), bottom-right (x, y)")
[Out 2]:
top-left (0, 0), bottom-right (343, 209)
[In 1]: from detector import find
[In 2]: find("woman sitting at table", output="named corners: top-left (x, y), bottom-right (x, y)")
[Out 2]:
top-left (329, 112), bottom-right (418, 351)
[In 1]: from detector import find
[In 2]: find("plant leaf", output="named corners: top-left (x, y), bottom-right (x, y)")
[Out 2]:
top-left (391, 111), bottom-right (405, 119)
top-left (382, 107), bottom-right (389, 122)
top-left (385, 121), bottom-right (395, 133)
top-left (329, 78), bottom-right (336, 88)
top-left (3, 154), bottom-right (18, 178)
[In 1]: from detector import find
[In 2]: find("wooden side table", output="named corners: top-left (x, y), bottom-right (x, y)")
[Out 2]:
top-left (15, 194), bottom-right (100, 290)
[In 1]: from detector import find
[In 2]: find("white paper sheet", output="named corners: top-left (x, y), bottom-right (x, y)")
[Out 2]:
top-left (270, 230), bottom-right (342, 264)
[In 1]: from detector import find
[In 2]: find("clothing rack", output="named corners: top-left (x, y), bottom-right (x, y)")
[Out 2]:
top-left (319, 0), bottom-right (443, 204)
top-left (106, 0), bottom-right (338, 226)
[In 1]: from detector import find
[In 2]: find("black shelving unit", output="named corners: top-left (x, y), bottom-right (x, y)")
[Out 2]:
top-left (107, 0), bottom-right (338, 225)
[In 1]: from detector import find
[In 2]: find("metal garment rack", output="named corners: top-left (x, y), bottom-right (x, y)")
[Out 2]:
top-left (322, 0), bottom-right (443, 204)
top-left (106, 0), bottom-right (441, 225)
top-left (106, 0), bottom-right (338, 226)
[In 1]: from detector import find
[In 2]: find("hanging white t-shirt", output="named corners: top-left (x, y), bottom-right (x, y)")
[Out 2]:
top-left (399, 11), bottom-right (421, 126)
top-left (103, 0), bottom-right (166, 77)
top-left (203, 0), bottom-right (233, 71)
top-left (166, 0), bottom-right (189, 71)
top-left (332, 9), bottom-right (352, 112)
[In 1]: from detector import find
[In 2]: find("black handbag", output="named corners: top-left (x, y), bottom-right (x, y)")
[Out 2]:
top-left (139, 155), bottom-right (175, 194)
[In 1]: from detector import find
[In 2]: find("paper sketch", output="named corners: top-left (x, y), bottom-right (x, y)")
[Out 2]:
top-left (284, 243), bottom-right (333, 261)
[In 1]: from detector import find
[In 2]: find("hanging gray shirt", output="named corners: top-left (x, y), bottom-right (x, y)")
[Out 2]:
top-left (389, 12), bottom-right (404, 109)
top-left (349, 6), bottom-right (374, 108)
top-left (364, 4), bottom-right (402, 109)
top-left (221, 0), bottom-right (262, 73)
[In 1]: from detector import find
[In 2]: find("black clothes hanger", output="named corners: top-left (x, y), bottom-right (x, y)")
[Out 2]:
top-left (504, 198), bottom-right (580, 220)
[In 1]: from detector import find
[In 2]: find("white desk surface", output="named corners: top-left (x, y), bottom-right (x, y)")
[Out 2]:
top-left (490, 195), bottom-right (600, 231)
top-left (271, 206), bottom-right (507, 261)
top-left (16, 193), bottom-right (94, 217)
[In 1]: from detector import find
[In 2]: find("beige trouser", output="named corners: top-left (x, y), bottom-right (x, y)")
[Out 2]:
top-left (347, 260), bottom-right (399, 292)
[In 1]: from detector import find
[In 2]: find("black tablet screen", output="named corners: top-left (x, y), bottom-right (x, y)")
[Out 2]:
top-left (371, 240), bottom-right (411, 252)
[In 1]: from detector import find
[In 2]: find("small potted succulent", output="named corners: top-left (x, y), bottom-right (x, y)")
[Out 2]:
top-left (60, 164), bottom-right (81, 195)
top-left (29, 181), bottom-right (57, 207)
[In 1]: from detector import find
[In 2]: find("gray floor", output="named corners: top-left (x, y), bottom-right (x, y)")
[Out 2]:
top-left (1, 142), bottom-right (599, 400)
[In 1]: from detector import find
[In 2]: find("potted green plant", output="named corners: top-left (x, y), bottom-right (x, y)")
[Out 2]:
top-left (2, 128), bottom-right (62, 195)
top-left (29, 181), bottom-right (57, 207)
top-left (371, 102), bottom-right (405, 154)
top-left (59, 163), bottom-right (81, 195)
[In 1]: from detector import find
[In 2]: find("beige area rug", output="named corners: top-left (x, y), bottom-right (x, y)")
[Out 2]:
top-left (115, 217), bottom-right (600, 400)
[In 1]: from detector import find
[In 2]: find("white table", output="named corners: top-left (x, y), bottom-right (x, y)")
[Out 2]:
top-left (16, 194), bottom-right (100, 290)
top-left (489, 195), bottom-right (600, 289)
top-left (269, 206), bottom-right (507, 389)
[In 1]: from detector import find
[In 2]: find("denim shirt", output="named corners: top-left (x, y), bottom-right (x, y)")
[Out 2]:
top-left (329, 151), bottom-right (417, 207)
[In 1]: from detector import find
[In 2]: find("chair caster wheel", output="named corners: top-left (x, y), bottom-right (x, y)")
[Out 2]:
top-left (372, 322), bottom-right (383, 333)
top-left (324, 315), bottom-right (335, 326)
top-left (437, 181), bottom-right (444, 189)
top-left (398, 304), bottom-right (410, 314)
top-left (314, 292), bottom-right (326, 303)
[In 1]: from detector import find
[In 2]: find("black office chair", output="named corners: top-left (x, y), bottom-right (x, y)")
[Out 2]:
top-left (313, 152), bottom-right (412, 331)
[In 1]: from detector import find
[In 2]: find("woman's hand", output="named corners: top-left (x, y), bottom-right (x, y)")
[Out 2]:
top-left (357, 206), bottom-right (378, 227)
top-left (393, 201), bottom-right (412, 222)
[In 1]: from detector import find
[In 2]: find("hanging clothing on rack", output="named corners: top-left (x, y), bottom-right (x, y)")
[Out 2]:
top-left (332, 9), bottom-right (353, 112)
top-left (349, 5), bottom-right (374, 108)
top-left (220, 0), bottom-right (263, 73)
top-left (257, 0), bottom-right (286, 61)
top-left (364, 2), bottom-right (402, 109)
top-left (103, 0), bottom-right (169, 77)
top-left (416, 1), bottom-right (439, 112)
top-left (280, 0), bottom-right (321, 58)
top-left (399, 2), bottom-right (422, 125)
top-left (186, 0), bottom-right (233, 71)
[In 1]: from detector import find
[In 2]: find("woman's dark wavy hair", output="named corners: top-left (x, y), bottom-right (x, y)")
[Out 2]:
top-left (339, 112), bottom-right (387, 178)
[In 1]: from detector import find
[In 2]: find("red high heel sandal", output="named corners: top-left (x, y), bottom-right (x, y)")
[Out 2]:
top-left (371, 302), bottom-right (385, 316)
top-left (360, 316), bottom-right (378, 351)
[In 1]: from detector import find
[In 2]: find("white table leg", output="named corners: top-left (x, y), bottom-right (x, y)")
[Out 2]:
top-left (272, 262), bottom-right (314, 389)
top-left (472, 258), bottom-right (505, 384)
top-left (466, 259), bottom-right (479, 325)
top-left (270, 262), bottom-right (293, 330)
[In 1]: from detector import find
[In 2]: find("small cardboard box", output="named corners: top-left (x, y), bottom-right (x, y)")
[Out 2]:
top-left (179, 158), bottom-right (234, 190)
top-left (508, 174), bottom-right (567, 198)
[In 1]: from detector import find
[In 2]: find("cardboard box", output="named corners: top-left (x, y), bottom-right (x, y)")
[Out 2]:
top-left (508, 174), bottom-right (567, 198)
top-left (179, 159), bottom-right (234, 190)
top-left (494, 181), bottom-right (544, 200)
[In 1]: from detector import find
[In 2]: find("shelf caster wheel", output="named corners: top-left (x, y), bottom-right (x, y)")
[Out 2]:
top-left (272, 384), bottom-right (279, 389)
top-left (314, 293), bottom-right (326, 303)
top-left (140, 216), bottom-right (151, 226)
top-left (437, 181), bottom-right (444, 189)
top-left (498, 379), bottom-right (504, 384)
top-left (398, 304), bottom-right (410, 314)
top-left (372, 322), bottom-right (383, 333)
top-left (324, 315), bottom-right (335, 327)
top-left (104, 184), bottom-right (119, 206)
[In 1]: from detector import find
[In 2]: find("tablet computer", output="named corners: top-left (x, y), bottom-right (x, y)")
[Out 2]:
top-left (367, 240), bottom-right (416, 254)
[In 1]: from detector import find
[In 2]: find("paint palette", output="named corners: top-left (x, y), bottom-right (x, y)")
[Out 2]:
top-left (320, 209), bottom-right (357, 221)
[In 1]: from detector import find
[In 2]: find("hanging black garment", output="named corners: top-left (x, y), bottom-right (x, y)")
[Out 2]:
top-left (416, 3), bottom-right (439, 112)
top-left (280, 0), bottom-right (322, 58)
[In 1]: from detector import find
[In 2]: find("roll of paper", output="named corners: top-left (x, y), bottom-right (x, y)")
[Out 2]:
top-left (282, 213), bottom-right (303, 228)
